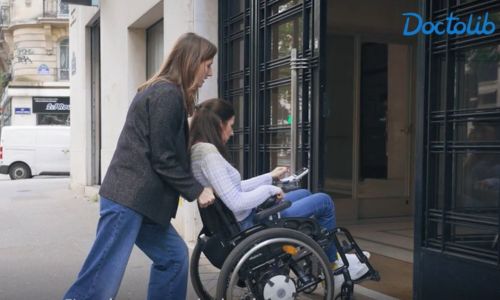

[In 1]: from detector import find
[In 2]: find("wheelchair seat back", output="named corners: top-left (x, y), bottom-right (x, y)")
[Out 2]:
top-left (198, 196), bottom-right (241, 238)
top-left (197, 197), bottom-right (241, 268)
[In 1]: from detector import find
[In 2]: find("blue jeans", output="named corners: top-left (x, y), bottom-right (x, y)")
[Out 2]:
top-left (239, 189), bottom-right (337, 262)
top-left (63, 197), bottom-right (189, 300)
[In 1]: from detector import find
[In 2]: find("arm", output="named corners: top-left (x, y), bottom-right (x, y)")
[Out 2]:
top-left (149, 86), bottom-right (203, 201)
top-left (200, 152), bottom-right (281, 213)
top-left (241, 173), bottom-right (273, 192)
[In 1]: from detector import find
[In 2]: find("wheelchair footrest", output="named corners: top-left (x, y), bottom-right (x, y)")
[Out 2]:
top-left (329, 226), bottom-right (381, 285)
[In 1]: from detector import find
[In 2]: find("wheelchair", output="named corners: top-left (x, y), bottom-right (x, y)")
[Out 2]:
top-left (190, 172), bottom-right (380, 300)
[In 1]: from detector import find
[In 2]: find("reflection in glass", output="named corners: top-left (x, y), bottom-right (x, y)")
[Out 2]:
top-left (270, 16), bottom-right (303, 60)
top-left (230, 77), bottom-right (244, 90)
top-left (269, 65), bottom-right (290, 81)
top-left (456, 151), bottom-right (500, 209)
top-left (269, 131), bottom-right (291, 168)
top-left (270, 149), bottom-right (291, 169)
top-left (229, 0), bottom-right (245, 16)
top-left (231, 95), bottom-right (245, 129)
top-left (431, 55), bottom-right (446, 111)
top-left (454, 121), bottom-right (500, 142)
top-left (432, 0), bottom-right (445, 11)
top-left (447, 224), bottom-right (499, 261)
top-left (270, 85), bottom-right (291, 125)
top-left (429, 153), bottom-right (445, 209)
top-left (230, 20), bottom-right (245, 35)
top-left (431, 123), bottom-right (445, 141)
top-left (455, 45), bottom-right (500, 110)
top-left (231, 38), bottom-right (244, 72)
top-left (270, 0), bottom-right (302, 16)
top-left (426, 221), bottom-right (443, 245)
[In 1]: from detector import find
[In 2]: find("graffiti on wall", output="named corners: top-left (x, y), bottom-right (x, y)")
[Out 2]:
top-left (15, 48), bottom-right (34, 64)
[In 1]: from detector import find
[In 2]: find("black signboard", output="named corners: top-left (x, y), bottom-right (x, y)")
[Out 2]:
top-left (32, 97), bottom-right (70, 113)
top-left (62, 0), bottom-right (93, 5)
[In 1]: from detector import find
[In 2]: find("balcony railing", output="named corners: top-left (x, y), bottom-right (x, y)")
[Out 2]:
top-left (0, 5), bottom-right (9, 26)
top-left (43, 0), bottom-right (69, 18)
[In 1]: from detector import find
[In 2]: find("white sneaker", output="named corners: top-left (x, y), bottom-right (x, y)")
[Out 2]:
top-left (334, 251), bottom-right (370, 280)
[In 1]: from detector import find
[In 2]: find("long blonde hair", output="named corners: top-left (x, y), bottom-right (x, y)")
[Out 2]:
top-left (138, 32), bottom-right (217, 115)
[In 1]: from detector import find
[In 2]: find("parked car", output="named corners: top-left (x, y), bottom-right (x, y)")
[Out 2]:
top-left (0, 126), bottom-right (70, 180)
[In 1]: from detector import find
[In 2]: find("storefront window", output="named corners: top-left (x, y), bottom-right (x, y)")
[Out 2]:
top-left (37, 113), bottom-right (70, 125)
top-left (425, 8), bottom-right (500, 265)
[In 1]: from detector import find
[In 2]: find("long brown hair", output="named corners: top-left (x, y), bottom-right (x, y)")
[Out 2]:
top-left (138, 32), bottom-right (217, 115)
top-left (189, 98), bottom-right (235, 158)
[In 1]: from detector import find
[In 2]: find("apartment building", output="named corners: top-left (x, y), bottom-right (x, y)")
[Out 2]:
top-left (0, 0), bottom-right (69, 128)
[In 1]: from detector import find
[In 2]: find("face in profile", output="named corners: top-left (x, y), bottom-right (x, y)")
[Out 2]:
top-left (195, 58), bottom-right (214, 88)
top-left (221, 116), bottom-right (235, 144)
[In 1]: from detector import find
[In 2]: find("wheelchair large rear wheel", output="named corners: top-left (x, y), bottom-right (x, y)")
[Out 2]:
top-left (190, 239), bottom-right (218, 300)
top-left (216, 228), bottom-right (335, 300)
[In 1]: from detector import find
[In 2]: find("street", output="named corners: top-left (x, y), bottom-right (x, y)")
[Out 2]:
top-left (0, 175), bottom-right (190, 300)
top-left (0, 176), bottom-right (395, 300)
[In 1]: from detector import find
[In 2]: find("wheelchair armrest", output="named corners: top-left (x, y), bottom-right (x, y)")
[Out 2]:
top-left (254, 200), bottom-right (291, 223)
top-left (281, 184), bottom-right (300, 193)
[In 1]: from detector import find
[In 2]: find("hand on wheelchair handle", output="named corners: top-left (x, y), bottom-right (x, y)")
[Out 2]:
top-left (197, 187), bottom-right (216, 208)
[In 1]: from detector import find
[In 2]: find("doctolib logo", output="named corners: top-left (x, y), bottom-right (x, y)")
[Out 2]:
top-left (402, 12), bottom-right (496, 36)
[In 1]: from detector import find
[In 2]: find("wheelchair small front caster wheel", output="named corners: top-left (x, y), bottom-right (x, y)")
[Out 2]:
top-left (340, 282), bottom-right (353, 300)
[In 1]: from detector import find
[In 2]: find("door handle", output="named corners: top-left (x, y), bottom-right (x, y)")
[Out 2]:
top-left (290, 49), bottom-right (309, 172)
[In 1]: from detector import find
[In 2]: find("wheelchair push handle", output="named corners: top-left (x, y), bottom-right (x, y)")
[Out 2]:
top-left (254, 199), bottom-right (291, 223)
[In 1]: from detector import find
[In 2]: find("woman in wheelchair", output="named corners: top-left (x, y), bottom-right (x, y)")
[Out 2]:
top-left (189, 98), bottom-right (371, 280)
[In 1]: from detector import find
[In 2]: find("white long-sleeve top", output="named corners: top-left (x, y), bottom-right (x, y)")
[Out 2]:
top-left (191, 142), bottom-right (281, 221)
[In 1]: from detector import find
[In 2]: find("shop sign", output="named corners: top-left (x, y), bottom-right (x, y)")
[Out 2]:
top-left (62, 0), bottom-right (99, 6)
top-left (403, 12), bottom-right (496, 36)
top-left (32, 97), bottom-right (70, 113)
top-left (38, 64), bottom-right (50, 75)
top-left (15, 107), bottom-right (31, 115)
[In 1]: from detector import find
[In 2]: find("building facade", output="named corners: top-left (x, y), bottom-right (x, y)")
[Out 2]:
top-left (67, 0), bottom-right (218, 242)
top-left (0, 0), bottom-right (70, 129)
top-left (67, 0), bottom-right (500, 298)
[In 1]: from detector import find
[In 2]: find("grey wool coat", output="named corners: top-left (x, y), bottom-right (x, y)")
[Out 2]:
top-left (99, 81), bottom-right (204, 226)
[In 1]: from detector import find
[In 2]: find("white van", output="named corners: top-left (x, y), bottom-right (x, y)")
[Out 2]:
top-left (0, 126), bottom-right (70, 180)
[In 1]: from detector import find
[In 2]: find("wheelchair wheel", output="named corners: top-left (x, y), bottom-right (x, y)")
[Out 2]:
top-left (216, 228), bottom-right (335, 300)
top-left (190, 239), bottom-right (219, 300)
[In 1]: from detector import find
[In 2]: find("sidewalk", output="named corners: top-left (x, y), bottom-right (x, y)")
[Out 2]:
top-left (0, 176), bottom-right (397, 300)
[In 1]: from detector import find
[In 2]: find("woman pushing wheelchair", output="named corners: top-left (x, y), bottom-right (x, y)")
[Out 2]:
top-left (189, 98), bottom-right (371, 281)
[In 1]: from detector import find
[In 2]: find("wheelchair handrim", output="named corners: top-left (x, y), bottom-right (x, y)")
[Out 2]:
top-left (226, 237), bottom-right (333, 299)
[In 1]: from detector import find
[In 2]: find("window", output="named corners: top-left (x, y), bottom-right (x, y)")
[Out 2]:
top-left (58, 0), bottom-right (69, 17)
top-left (37, 113), bottom-right (70, 125)
top-left (146, 20), bottom-right (164, 79)
top-left (58, 38), bottom-right (69, 81)
top-left (2, 100), bottom-right (11, 126)
top-left (424, 4), bottom-right (500, 265)
top-left (0, 5), bottom-right (9, 26)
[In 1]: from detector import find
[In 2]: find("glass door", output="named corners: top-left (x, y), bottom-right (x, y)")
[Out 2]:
top-left (220, 0), bottom-right (324, 182)
top-left (257, 0), bottom-right (321, 183)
